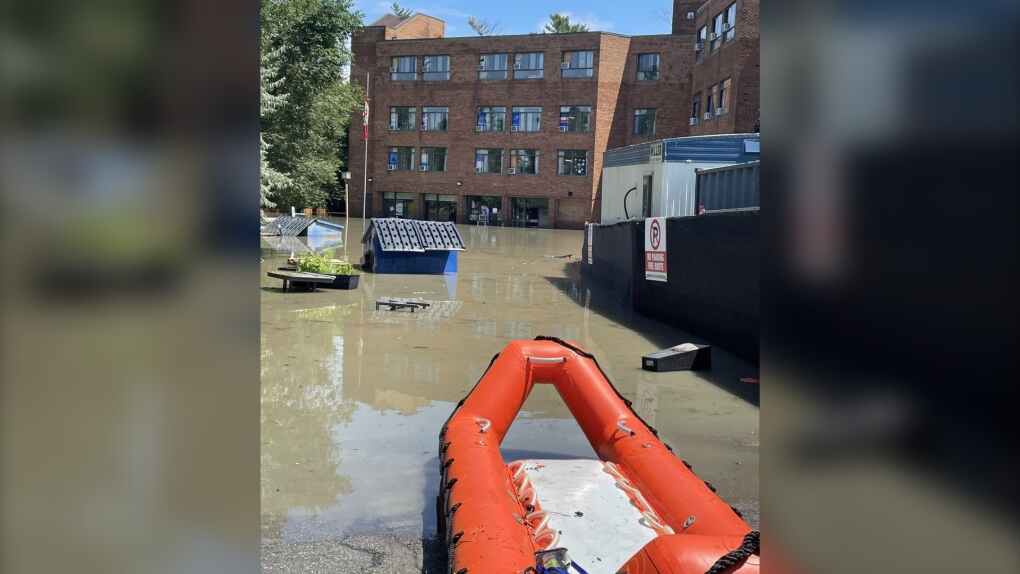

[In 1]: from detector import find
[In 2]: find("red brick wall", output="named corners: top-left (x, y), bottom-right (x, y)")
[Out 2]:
top-left (688, 0), bottom-right (760, 135)
top-left (349, 30), bottom-right (696, 229)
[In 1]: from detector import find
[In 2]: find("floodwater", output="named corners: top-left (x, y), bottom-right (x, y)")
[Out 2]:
top-left (260, 218), bottom-right (759, 572)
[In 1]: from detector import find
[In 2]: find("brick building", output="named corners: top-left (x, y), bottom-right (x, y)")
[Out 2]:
top-left (347, 1), bottom-right (757, 228)
top-left (688, 0), bottom-right (760, 135)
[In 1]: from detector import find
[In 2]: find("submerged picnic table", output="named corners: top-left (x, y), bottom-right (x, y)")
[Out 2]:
top-left (375, 298), bottom-right (432, 312)
top-left (268, 270), bottom-right (335, 292)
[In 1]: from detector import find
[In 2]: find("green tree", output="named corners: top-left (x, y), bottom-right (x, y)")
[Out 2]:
top-left (391, 2), bottom-right (413, 19)
top-left (543, 13), bottom-right (589, 33)
top-left (261, 0), bottom-right (363, 209)
top-left (260, 41), bottom-right (289, 208)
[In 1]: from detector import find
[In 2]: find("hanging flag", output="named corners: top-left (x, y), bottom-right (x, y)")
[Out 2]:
top-left (362, 99), bottom-right (370, 141)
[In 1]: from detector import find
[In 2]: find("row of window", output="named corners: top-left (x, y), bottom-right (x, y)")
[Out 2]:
top-left (389, 52), bottom-right (661, 81)
top-left (386, 147), bottom-right (590, 176)
top-left (696, 2), bottom-right (738, 60)
top-left (388, 105), bottom-right (657, 136)
top-left (690, 78), bottom-right (733, 124)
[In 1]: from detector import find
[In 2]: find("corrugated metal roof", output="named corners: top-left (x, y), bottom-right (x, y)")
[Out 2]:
top-left (604, 134), bottom-right (760, 168)
top-left (262, 216), bottom-right (313, 237)
top-left (362, 218), bottom-right (466, 252)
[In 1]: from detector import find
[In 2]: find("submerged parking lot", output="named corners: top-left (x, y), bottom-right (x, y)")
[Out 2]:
top-left (261, 219), bottom-right (758, 572)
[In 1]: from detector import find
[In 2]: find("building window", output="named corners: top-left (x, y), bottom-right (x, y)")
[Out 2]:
top-left (633, 108), bottom-right (656, 136)
top-left (419, 147), bottom-right (447, 172)
top-left (725, 2), bottom-right (737, 42)
top-left (474, 148), bottom-right (504, 174)
top-left (509, 149), bottom-right (538, 175)
top-left (637, 54), bottom-right (660, 81)
top-left (691, 95), bottom-right (701, 125)
top-left (711, 83), bottom-right (721, 117)
top-left (421, 106), bottom-right (448, 131)
top-left (711, 13), bottom-right (724, 51)
top-left (561, 51), bottom-right (594, 78)
top-left (697, 26), bottom-right (707, 61)
top-left (479, 53), bottom-right (509, 80)
top-left (557, 150), bottom-right (588, 176)
top-left (511, 106), bottom-right (542, 132)
top-left (705, 92), bottom-right (715, 121)
top-left (389, 106), bottom-right (417, 131)
top-left (476, 106), bottom-right (507, 132)
top-left (383, 191), bottom-right (416, 218)
top-left (719, 78), bottom-right (731, 115)
top-left (422, 55), bottom-right (450, 80)
top-left (514, 52), bottom-right (544, 79)
top-left (390, 56), bottom-right (416, 80)
top-left (423, 193), bottom-right (458, 222)
top-left (387, 147), bottom-right (415, 171)
top-left (559, 105), bottom-right (592, 133)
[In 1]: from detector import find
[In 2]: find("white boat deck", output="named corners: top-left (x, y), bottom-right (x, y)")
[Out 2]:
top-left (516, 459), bottom-right (661, 574)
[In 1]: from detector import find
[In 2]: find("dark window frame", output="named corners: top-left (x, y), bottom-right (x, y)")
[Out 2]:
top-left (633, 108), bottom-right (656, 136)
top-left (478, 53), bottom-right (509, 80)
top-left (561, 50), bottom-right (595, 79)
top-left (636, 53), bottom-right (660, 81)
top-left (388, 106), bottom-right (417, 131)
top-left (422, 55), bottom-right (451, 81)
top-left (513, 52), bottom-right (545, 80)
top-left (557, 150), bottom-right (589, 176)
top-left (419, 147), bottom-right (448, 172)
top-left (390, 56), bottom-right (417, 80)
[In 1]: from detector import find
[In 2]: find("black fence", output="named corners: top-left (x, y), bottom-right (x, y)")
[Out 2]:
top-left (582, 211), bottom-right (759, 362)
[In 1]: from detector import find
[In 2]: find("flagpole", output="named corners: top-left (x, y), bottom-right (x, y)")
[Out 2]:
top-left (362, 71), bottom-right (370, 226)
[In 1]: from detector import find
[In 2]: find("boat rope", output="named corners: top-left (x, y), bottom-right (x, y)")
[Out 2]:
top-left (704, 530), bottom-right (759, 574)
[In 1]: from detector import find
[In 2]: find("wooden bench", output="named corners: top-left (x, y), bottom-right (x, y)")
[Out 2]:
top-left (268, 270), bottom-right (335, 292)
top-left (375, 298), bottom-right (432, 312)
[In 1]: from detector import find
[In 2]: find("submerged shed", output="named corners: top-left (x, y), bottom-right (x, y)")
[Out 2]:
top-left (361, 218), bottom-right (466, 274)
top-left (261, 216), bottom-right (344, 238)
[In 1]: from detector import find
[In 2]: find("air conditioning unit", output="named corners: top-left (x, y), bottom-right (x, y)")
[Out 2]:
top-left (686, 11), bottom-right (695, 20)
top-left (419, 165), bottom-right (429, 171)
top-left (689, 117), bottom-right (697, 126)
top-left (387, 164), bottom-right (396, 171)
top-left (703, 112), bottom-right (712, 120)
top-left (561, 62), bottom-right (570, 69)
top-left (559, 125), bottom-right (569, 132)
top-left (716, 108), bottom-right (724, 116)
top-left (507, 168), bottom-right (517, 175)
top-left (709, 33), bottom-right (717, 40)
top-left (475, 167), bottom-right (484, 174)
top-left (511, 125), bottom-right (520, 132)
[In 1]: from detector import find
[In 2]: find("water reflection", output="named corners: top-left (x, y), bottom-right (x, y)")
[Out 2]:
top-left (261, 219), bottom-right (760, 548)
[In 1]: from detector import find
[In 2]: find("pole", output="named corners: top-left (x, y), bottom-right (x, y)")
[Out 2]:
top-left (362, 71), bottom-right (369, 225)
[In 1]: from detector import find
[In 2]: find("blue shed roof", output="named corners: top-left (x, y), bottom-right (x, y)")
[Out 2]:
top-left (603, 133), bottom-right (760, 168)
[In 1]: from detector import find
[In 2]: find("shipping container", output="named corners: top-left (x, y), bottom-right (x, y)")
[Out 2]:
top-left (600, 134), bottom-right (760, 224)
top-left (695, 161), bottom-right (760, 213)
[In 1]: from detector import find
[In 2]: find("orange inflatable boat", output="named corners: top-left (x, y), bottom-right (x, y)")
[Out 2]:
top-left (437, 337), bottom-right (759, 574)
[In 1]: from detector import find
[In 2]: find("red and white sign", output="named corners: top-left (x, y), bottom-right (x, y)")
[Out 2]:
top-left (644, 217), bottom-right (667, 282)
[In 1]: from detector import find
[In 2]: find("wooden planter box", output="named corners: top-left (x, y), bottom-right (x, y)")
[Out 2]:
top-left (278, 266), bottom-right (359, 289)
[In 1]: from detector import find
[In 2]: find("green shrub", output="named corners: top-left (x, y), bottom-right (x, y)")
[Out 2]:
top-left (297, 255), bottom-right (357, 275)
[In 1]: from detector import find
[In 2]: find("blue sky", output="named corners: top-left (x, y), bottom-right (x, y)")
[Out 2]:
top-left (355, 1), bottom-right (678, 37)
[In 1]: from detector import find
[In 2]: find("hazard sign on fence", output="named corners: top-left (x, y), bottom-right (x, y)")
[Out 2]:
top-left (644, 217), bottom-right (667, 282)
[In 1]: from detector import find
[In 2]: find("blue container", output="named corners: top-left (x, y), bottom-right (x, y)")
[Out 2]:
top-left (362, 218), bottom-right (465, 275)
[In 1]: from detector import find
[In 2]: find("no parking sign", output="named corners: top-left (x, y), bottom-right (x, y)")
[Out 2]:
top-left (644, 217), bottom-right (667, 282)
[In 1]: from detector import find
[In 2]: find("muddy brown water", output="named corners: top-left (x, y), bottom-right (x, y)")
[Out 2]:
top-left (261, 218), bottom-right (758, 571)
